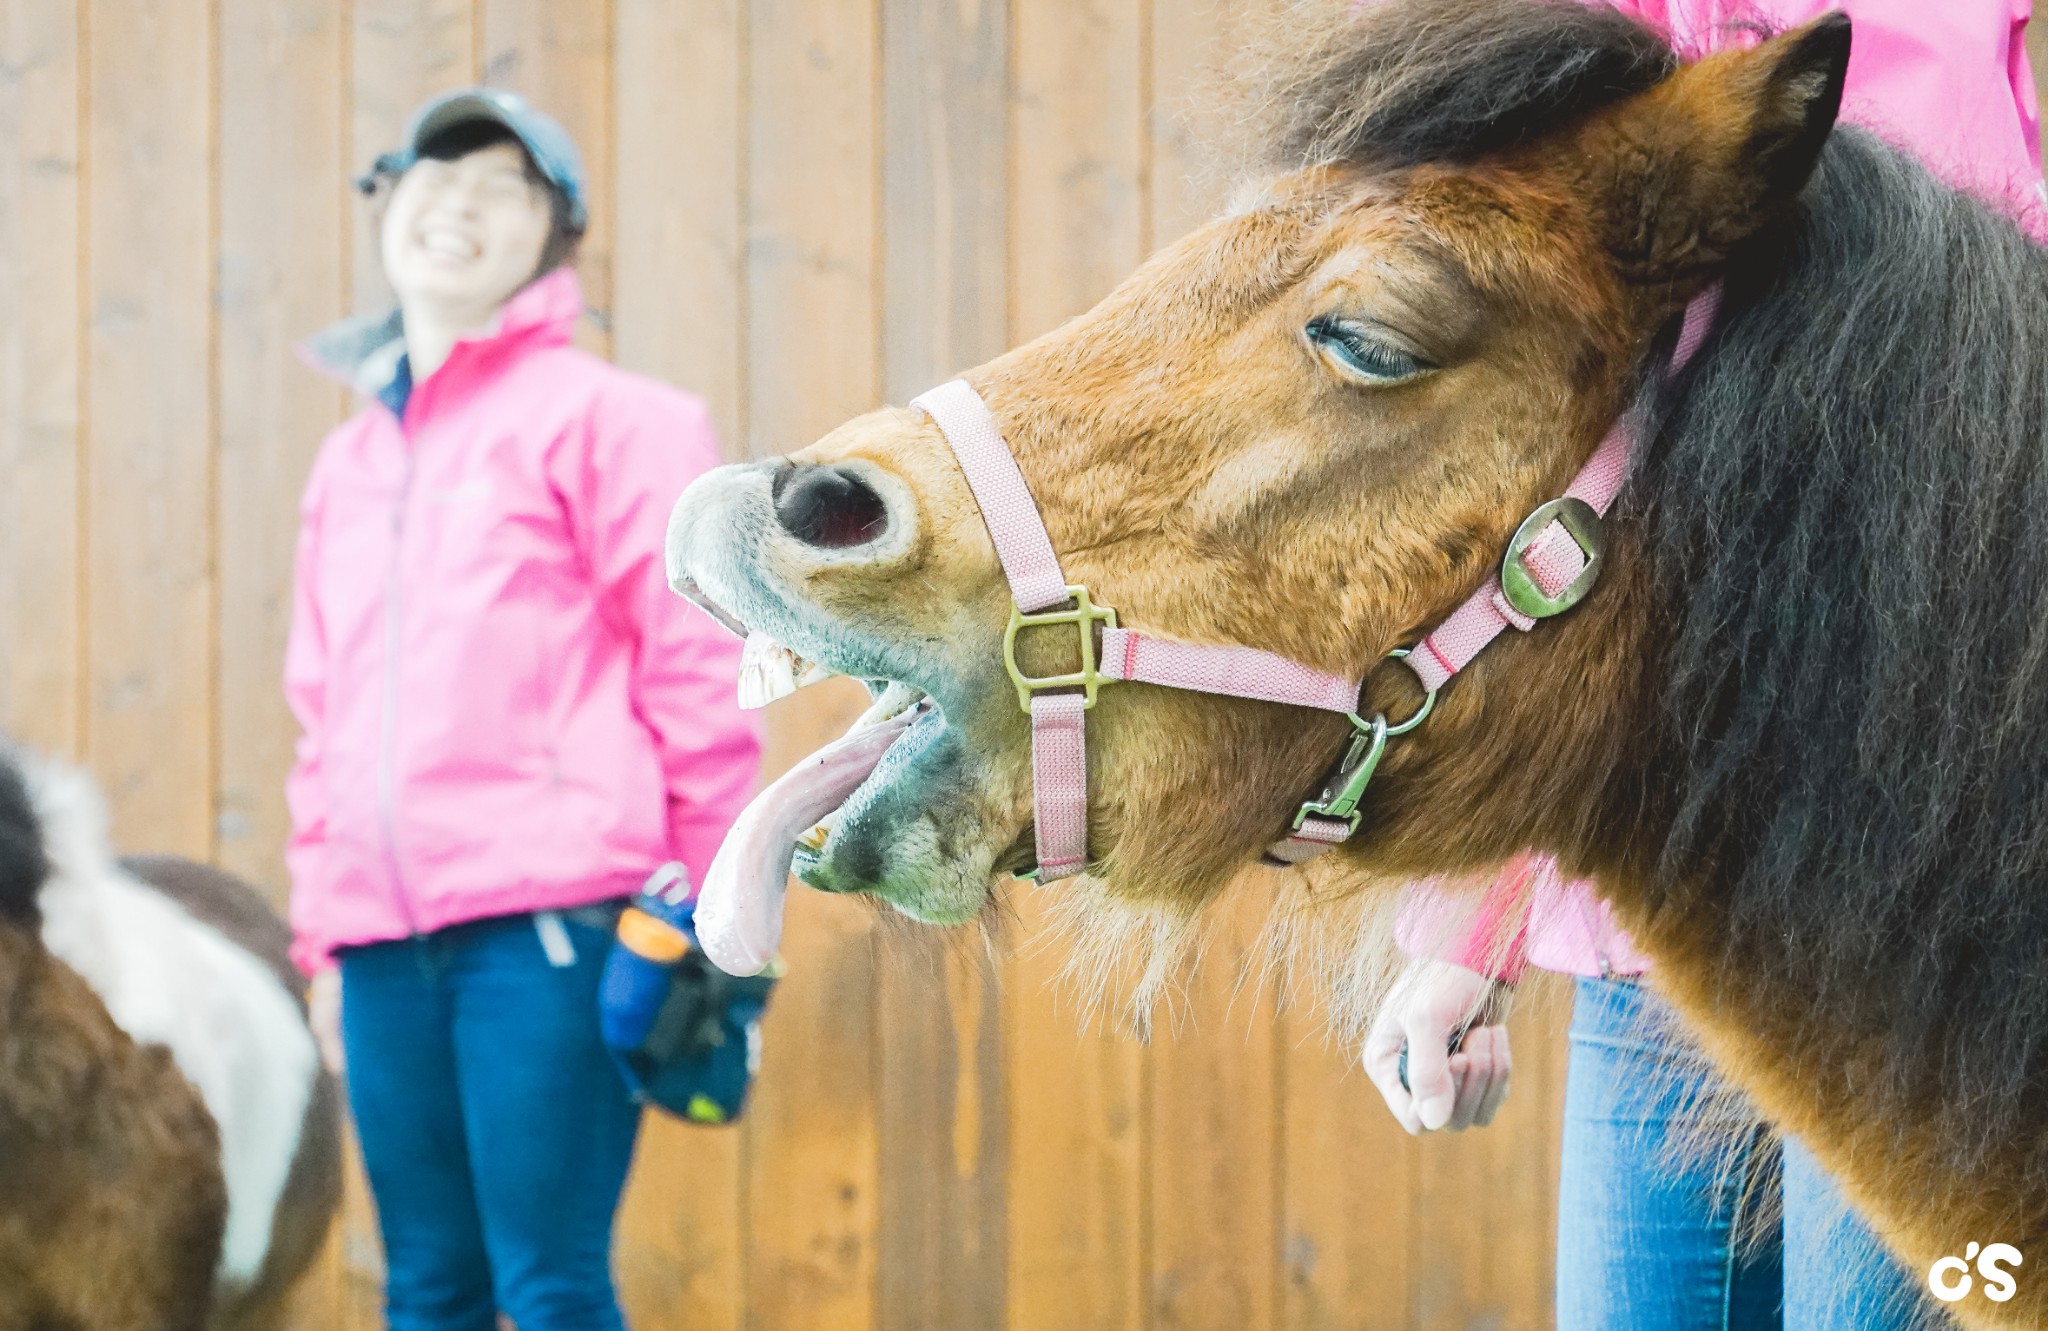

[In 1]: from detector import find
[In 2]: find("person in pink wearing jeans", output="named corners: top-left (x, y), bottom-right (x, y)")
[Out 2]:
top-left (1363, 2), bottom-right (2042, 1328)
top-left (286, 90), bottom-right (759, 1331)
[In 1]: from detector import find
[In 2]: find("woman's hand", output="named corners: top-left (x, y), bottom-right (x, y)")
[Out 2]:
top-left (308, 967), bottom-right (345, 1075)
top-left (1364, 958), bottom-right (1513, 1134)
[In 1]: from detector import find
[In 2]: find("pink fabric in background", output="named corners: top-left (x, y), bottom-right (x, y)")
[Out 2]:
top-left (1396, 0), bottom-right (2046, 979)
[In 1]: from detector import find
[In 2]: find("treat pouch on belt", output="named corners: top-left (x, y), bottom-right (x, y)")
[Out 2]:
top-left (600, 863), bottom-right (779, 1124)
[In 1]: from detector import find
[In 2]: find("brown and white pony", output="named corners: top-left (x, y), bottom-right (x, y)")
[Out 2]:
top-left (0, 746), bottom-right (340, 1330)
top-left (668, 0), bottom-right (2048, 1325)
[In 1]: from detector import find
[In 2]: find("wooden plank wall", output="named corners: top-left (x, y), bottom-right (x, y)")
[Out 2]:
top-left (5, 4), bottom-right (2039, 1330)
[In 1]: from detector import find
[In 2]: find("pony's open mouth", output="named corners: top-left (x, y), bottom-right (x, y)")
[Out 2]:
top-left (676, 577), bottom-right (947, 974)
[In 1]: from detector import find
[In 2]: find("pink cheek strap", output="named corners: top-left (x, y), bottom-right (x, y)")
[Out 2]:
top-left (1405, 287), bottom-right (1723, 693)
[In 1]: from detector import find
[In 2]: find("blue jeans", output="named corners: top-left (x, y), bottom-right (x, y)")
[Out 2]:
top-left (1558, 976), bottom-right (1940, 1329)
top-left (339, 912), bottom-right (642, 1331)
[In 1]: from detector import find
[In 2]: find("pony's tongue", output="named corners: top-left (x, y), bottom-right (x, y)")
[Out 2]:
top-left (694, 709), bottom-right (916, 976)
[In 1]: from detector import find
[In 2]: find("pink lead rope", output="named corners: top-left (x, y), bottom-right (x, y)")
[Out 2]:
top-left (910, 287), bottom-right (1719, 878)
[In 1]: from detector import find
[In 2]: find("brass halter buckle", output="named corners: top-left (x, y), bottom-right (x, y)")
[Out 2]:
top-left (1291, 648), bottom-right (1438, 834)
top-left (1500, 496), bottom-right (1605, 619)
top-left (1002, 584), bottom-right (1119, 714)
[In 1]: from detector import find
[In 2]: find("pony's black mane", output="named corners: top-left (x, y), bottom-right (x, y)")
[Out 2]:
top-left (1235, 0), bottom-right (1676, 174)
top-left (1629, 127), bottom-right (2048, 1192)
top-left (0, 748), bottom-right (46, 929)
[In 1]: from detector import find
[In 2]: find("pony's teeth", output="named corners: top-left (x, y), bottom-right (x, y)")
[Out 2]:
top-left (737, 633), bottom-right (842, 709)
top-left (850, 680), bottom-right (925, 731)
top-left (737, 632), bottom-right (799, 710)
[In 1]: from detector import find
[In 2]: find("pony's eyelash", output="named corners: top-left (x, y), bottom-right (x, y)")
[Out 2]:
top-left (1308, 318), bottom-right (1427, 382)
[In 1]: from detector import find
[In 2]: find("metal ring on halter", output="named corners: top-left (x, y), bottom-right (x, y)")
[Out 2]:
top-left (1348, 646), bottom-right (1438, 738)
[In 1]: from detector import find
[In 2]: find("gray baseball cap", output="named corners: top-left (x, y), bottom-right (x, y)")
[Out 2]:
top-left (361, 88), bottom-right (587, 230)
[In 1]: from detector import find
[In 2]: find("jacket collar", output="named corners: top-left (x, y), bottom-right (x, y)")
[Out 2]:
top-left (299, 266), bottom-right (584, 401)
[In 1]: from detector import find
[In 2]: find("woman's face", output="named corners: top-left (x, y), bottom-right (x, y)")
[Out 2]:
top-left (380, 140), bottom-right (553, 317)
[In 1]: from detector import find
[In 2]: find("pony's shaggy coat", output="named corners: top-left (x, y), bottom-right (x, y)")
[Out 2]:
top-left (0, 749), bottom-right (340, 1329)
top-left (668, 2), bottom-right (2046, 1322)
top-left (0, 768), bottom-right (226, 1330)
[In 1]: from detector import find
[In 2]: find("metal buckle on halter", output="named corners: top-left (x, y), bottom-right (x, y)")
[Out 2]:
top-left (1292, 714), bottom-right (1390, 833)
top-left (1003, 584), bottom-right (1119, 714)
top-left (1500, 496), bottom-right (1605, 619)
top-left (1289, 648), bottom-right (1438, 834)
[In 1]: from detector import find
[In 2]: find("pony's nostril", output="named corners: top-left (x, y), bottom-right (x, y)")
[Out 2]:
top-left (771, 464), bottom-right (891, 550)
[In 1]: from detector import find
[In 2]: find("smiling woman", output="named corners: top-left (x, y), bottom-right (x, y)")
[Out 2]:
top-left (287, 86), bottom-right (760, 1331)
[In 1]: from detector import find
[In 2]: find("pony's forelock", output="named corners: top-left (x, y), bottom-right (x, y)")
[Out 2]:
top-left (1219, 0), bottom-right (1677, 179)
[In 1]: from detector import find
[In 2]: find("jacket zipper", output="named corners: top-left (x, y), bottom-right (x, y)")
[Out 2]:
top-left (377, 434), bottom-right (421, 935)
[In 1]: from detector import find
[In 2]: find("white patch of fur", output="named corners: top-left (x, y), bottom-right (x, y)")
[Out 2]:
top-left (1223, 174), bottom-right (1289, 217)
top-left (25, 757), bottom-right (318, 1292)
top-left (1031, 857), bottom-right (1505, 1057)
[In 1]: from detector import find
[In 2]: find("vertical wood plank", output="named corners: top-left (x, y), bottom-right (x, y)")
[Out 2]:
top-left (873, 927), bottom-right (1008, 1331)
top-left (613, 0), bottom-right (745, 452)
top-left (480, 0), bottom-right (613, 358)
top-left (83, 0), bottom-right (214, 855)
top-left (617, 1111), bottom-right (743, 1331)
top-left (745, 0), bottom-right (880, 459)
top-left (215, 0), bottom-right (346, 897)
top-left (1007, 4), bottom-right (1148, 1328)
top-left (873, 3), bottom-right (1011, 1329)
top-left (1146, 890), bottom-right (1279, 1331)
top-left (611, 6), bottom-right (747, 1330)
top-left (879, 0), bottom-right (1009, 399)
top-left (0, 0), bottom-right (81, 758)
top-left (1279, 1011), bottom-right (1421, 1331)
top-left (349, 0), bottom-right (477, 315)
top-left (1148, 0), bottom-right (1242, 248)
top-left (743, 4), bottom-right (882, 1325)
top-left (1412, 987), bottom-right (1570, 1331)
top-left (1004, 887), bottom-right (1147, 1331)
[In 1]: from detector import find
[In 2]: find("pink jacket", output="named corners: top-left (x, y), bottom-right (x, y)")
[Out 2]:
top-left (1399, 0), bottom-right (2044, 982)
top-left (284, 269), bottom-right (760, 976)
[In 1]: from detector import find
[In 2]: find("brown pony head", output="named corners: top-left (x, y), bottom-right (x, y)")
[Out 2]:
top-left (666, 0), bottom-right (1850, 936)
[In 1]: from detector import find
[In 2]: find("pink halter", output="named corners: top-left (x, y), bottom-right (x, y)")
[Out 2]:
top-left (908, 288), bottom-right (1719, 879)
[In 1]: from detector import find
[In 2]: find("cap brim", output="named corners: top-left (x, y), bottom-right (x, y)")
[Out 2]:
top-left (409, 92), bottom-right (524, 154)
top-left (398, 90), bottom-right (587, 230)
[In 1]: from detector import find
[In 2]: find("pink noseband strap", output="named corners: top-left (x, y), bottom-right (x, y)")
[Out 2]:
top-left (914, 380), bottom-right (1072, 614)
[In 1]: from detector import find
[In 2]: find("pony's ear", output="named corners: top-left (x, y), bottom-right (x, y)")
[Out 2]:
top-left (1588, 13), bottom-right (1851, 287)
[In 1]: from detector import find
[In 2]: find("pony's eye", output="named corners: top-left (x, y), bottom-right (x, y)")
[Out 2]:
top-left (1307, 318), bottom-right (1428, 383)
